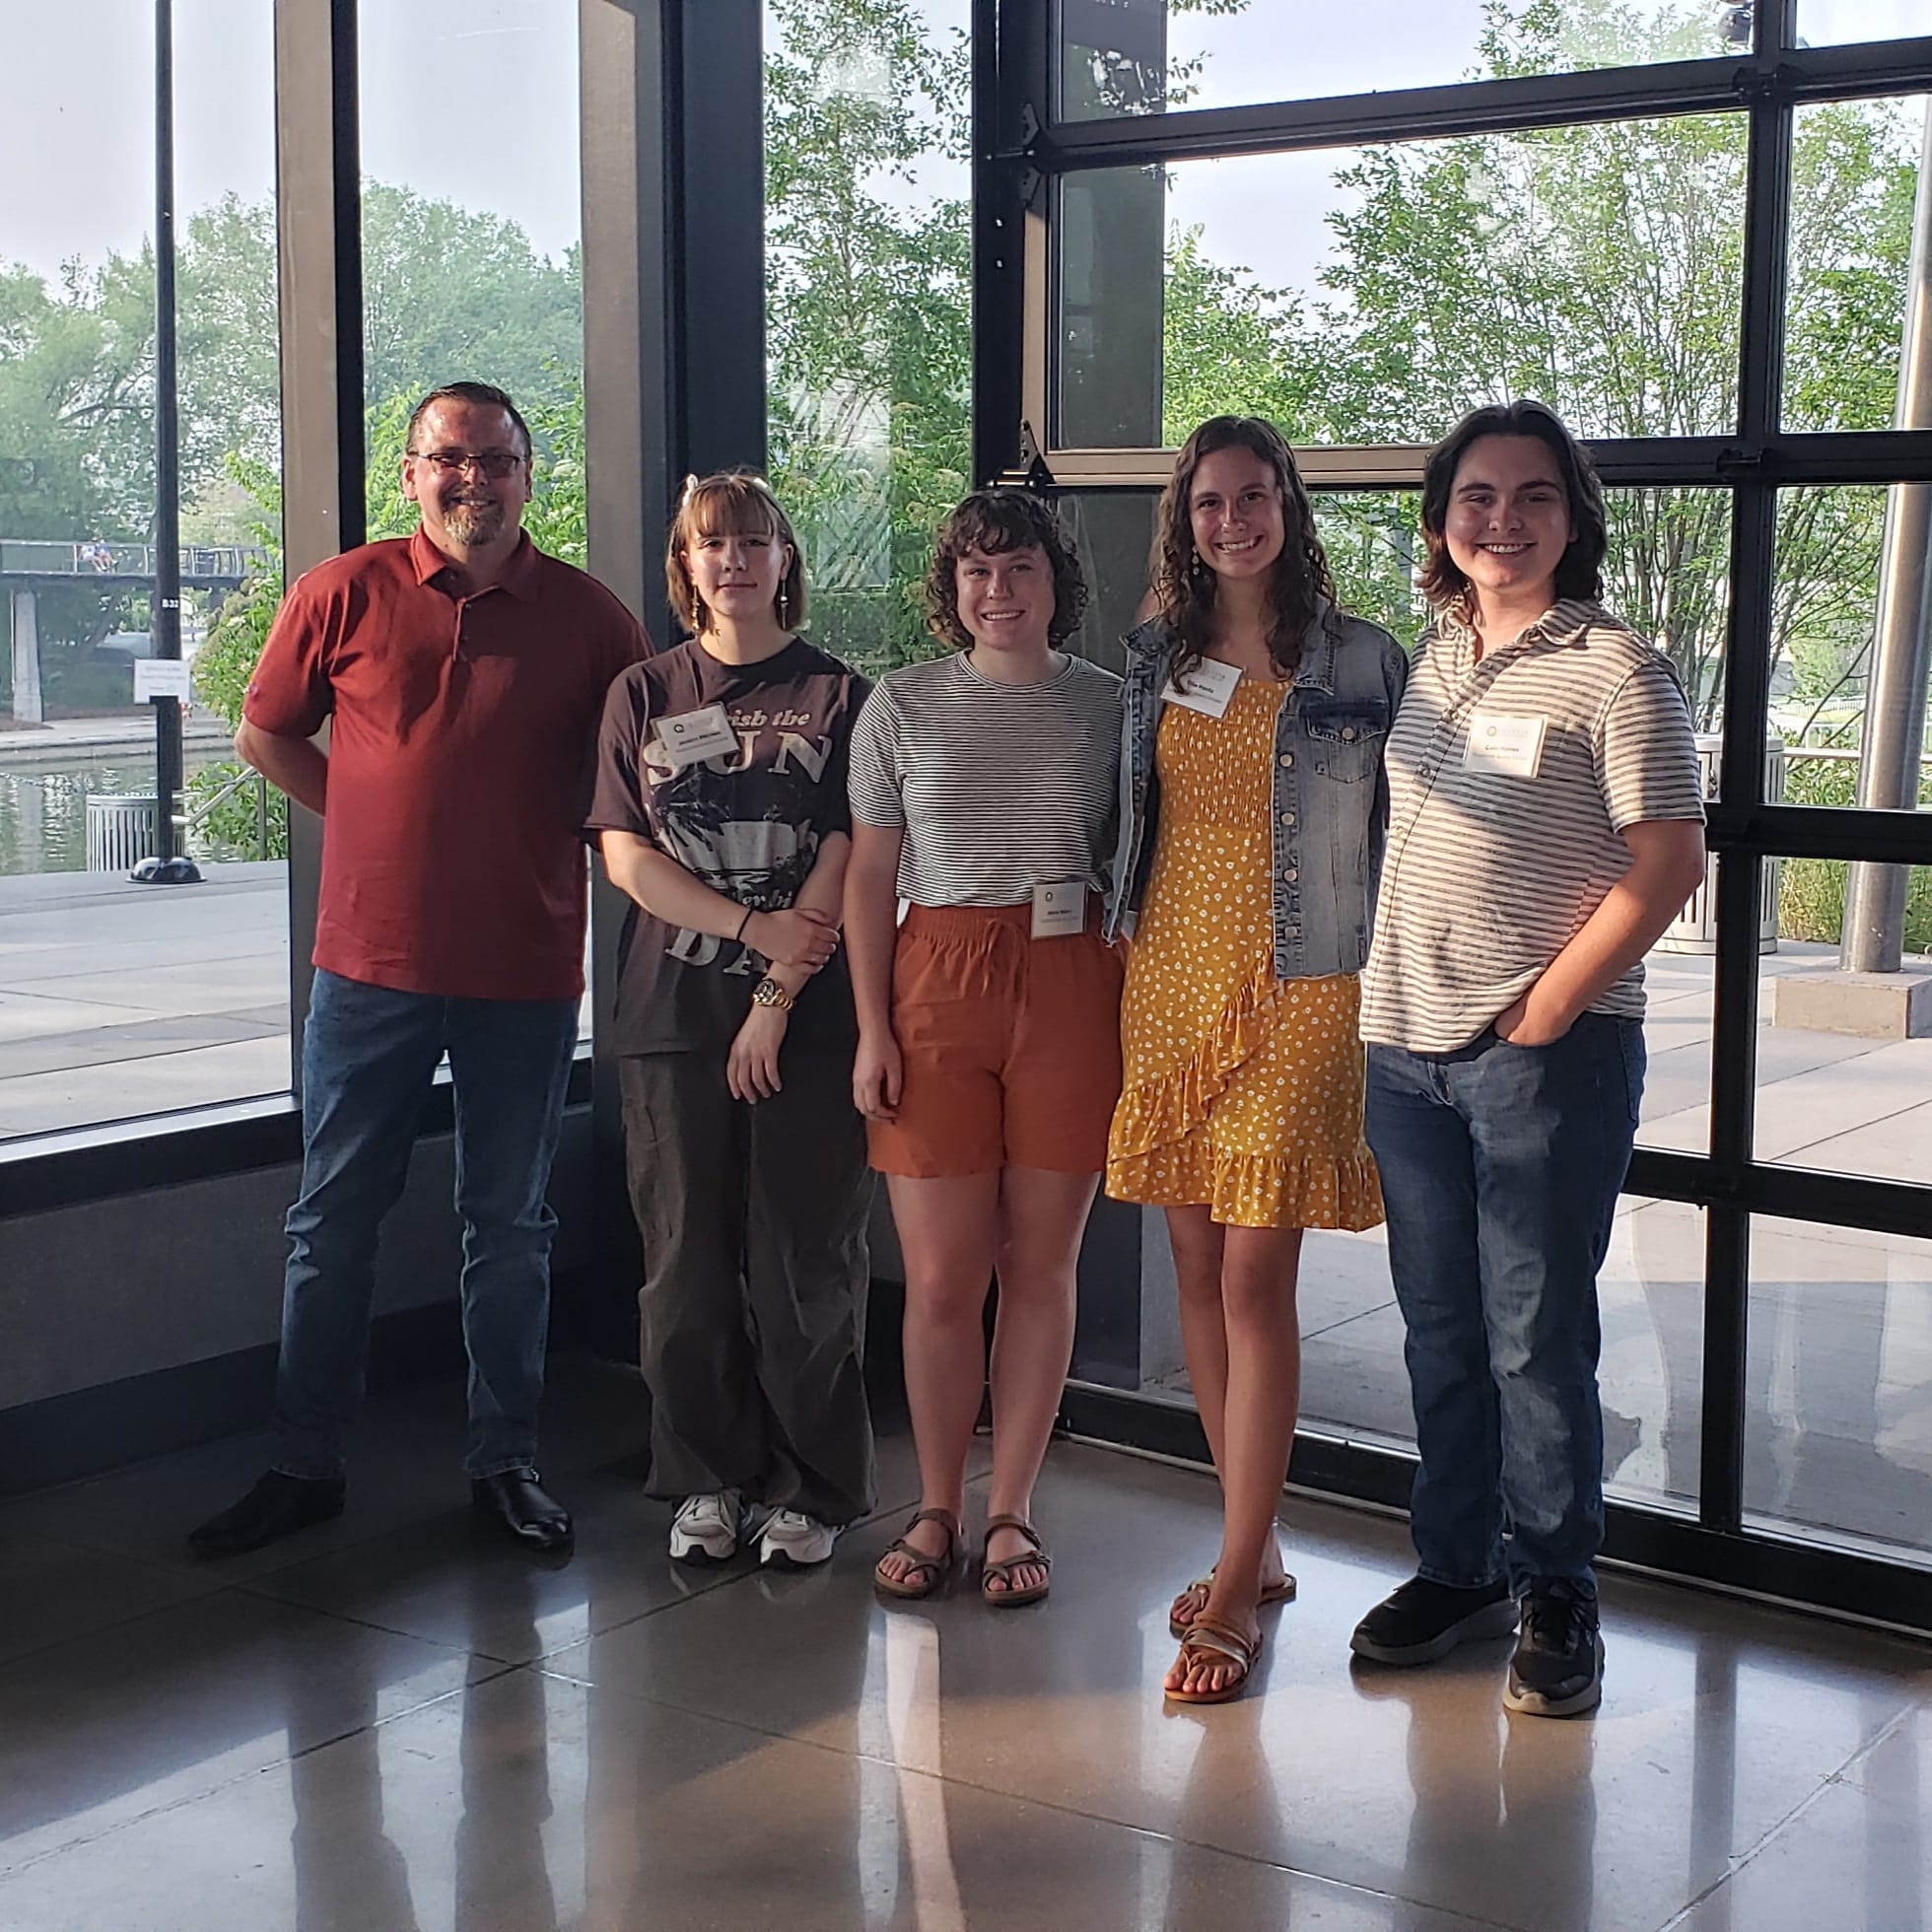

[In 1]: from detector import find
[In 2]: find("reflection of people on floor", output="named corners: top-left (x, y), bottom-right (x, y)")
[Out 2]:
top-left (455, 1565), bottom-right (558, 1930)
top-left (1380, 1677), bottom-right (1599, 1932)
top-left (285, 1659), bottom-right (422, 1932)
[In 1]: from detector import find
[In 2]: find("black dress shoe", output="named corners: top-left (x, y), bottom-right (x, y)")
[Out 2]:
top-left (471, 1469), bottom-right (573, 1552)
top-left (188, 1470), bottom-right (345, 1559)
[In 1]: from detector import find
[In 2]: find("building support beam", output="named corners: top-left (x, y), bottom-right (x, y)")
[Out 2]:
top-left (9, 590), bottom-right (42, 725)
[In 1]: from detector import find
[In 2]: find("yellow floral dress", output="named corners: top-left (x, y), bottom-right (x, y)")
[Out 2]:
top-left (1106, 678), bottom-right (1383, 1230)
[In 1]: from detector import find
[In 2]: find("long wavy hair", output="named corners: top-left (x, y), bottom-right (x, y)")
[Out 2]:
top-left (1150, 416), bottom-right (1336, 679)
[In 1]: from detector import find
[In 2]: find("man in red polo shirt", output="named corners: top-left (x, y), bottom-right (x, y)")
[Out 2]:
top-left (189, 381), bottom-right (648, 1559)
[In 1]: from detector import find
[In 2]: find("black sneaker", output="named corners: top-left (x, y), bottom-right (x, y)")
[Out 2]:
top-left (1350, 1575), bottom-right (1519, 1666)
top-left (1504, 1583), bottom-right (1604, 1717)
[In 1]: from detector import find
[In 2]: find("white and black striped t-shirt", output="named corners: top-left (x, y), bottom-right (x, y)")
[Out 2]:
top-left (1360, 599), bottom-right (1703, 1054)
top-left (847, 650), bottom-right (1122, 907)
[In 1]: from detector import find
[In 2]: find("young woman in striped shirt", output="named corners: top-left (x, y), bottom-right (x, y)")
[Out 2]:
top-left (845, 489), bottom-right (1123, 1608)
top-left (1352, 401), bottom-right (1705, 1717)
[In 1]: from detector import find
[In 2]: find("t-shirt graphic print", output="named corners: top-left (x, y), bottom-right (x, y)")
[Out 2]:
top-left (588, 636), bottom-right (868, 1056)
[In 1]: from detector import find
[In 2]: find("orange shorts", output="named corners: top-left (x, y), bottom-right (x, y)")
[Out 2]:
top-left (868, 902), bottom-right (1125, 1179)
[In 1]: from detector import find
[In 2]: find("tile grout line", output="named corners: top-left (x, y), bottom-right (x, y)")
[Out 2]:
top-left (0, 1668), bottom-right (507, 1888)
top-left (1651, 1700), bottom-right (1922, 1932)
top-left (517, 1658), bottom-right (1529, 1932)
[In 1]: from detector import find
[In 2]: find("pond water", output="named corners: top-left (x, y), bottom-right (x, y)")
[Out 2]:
top-left (0, 749), bottom-right (235, 877)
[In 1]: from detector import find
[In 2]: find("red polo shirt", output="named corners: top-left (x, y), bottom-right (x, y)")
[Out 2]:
top-left (245, 528), bottom-right (649, 1000)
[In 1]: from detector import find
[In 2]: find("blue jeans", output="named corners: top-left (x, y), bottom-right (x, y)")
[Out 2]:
top-left (1364, 1014), bottom-right (1644, 1598)
top-left (272, 969), bottom-right (579, 1481)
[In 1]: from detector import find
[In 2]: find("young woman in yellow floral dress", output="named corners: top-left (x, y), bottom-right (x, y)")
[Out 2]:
top-left (1102, 416), bottom-right (1409, 1704)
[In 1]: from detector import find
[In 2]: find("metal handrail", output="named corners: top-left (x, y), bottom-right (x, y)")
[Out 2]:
top-left (0, 539), bottom-right (272, 579)
top-left (181, 764), bottom-right (273, 859)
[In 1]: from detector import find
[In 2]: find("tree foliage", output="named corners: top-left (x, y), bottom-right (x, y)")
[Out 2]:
top-left (763, 0), bottom-right (974, 672)
top-left (1153, 0), bottom-right (1917, 730)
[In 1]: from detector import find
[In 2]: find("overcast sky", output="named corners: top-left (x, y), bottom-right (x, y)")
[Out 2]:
top-left (0, 0), bottom-right (1920, 300)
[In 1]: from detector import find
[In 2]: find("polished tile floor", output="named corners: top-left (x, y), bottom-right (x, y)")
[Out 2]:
top-left (3, 1357), bottom-right (1930, 1932)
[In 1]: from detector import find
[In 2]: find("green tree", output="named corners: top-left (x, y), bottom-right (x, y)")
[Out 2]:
top-left (764, 0), bottom-right (974, 672)
top-left (1155, 0), bottom-right (1916, 717)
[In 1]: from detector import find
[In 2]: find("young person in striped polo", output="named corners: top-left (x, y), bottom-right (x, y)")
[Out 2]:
top-left (1350, 401), bottom-right (1706, 1716)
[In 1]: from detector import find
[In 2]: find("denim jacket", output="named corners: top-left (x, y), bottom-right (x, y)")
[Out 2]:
top-left (1101, 602), bottom-right (1410, 980)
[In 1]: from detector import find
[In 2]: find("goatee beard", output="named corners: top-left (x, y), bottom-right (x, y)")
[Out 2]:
top-left (445, 502), bottom-right (506, 545)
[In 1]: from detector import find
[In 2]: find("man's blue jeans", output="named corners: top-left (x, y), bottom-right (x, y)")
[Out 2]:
top-left (1364, 1014), bottom-right (1644, 1599)
top-left (271, 969), bottom-right (579, 1482)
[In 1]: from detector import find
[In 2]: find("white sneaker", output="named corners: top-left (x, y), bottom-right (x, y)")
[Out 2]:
top-left (668, 1489), bottom-right (741, 1564)
top-left (758, 1508), bottom-right (840, 1570)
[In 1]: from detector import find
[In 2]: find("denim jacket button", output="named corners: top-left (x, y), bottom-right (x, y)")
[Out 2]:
top-left (1285, 867), bottom-right (1298, 881)
top-left (1342, 725), bottom-right (1357, 740)
top-left (1279, 811), bottom-right (1295, 826)
top-left (1278, 753), bottom-right (1293, 768)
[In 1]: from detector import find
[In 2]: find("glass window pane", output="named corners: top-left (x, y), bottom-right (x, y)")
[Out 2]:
top-left (359, 1), bottom-right (587, 1036)
top-left (1603, 1198), bottom-right (1705, 1518)
top-left (1796, 1), bottom-right (1929, 47)
top-left (1772, 488), bottom-right (1932, 815)
top-left (0, 0), bottom-right (291, 1141)
top-left (1744, 1217), bottom-right (1932, 1564)
top-left (1060, 117), bottom-right (1749, 449)
top-left (1756, 867), bottom-right (1932, 1181)
top-left (765, 0), bottom-right (972, 679)
top-left (1785, 97), bottom-right (1927, 435)
top-left (1057, 0), bottom-right (1728, 125)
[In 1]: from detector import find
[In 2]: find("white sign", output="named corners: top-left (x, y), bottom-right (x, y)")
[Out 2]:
top-left (134, 658), bottom-right (193, 703)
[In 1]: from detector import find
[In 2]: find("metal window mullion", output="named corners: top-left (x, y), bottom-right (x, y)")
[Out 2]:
top-left (1031, 36), bottom-right (1932, 172)
top-left (976, 0), bottom-right (1043, 484)
top-left (1696, 0), bottom-right (1796, 1542)
top-left (273, 0), bottom-right (363, 1096)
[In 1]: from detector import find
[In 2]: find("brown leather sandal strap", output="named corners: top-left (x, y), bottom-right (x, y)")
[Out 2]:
top-left (1180, 1614), bottom-right (1258, 1669)
top-left (983, 1514), bottom-right (1045, 1558)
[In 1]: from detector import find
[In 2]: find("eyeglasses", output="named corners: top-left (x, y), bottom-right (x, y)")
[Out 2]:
top-left (407, 448), bottom-right (525, 479)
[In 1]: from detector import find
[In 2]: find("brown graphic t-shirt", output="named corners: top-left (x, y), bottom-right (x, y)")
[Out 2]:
top-left (587, 635), bottom-right (869, 1056)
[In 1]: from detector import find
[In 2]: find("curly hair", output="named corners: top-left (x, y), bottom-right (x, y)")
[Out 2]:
top-left (1418, 399), bottom-right (1606, 610)
top-left (665, 469), bottom-right (808, 636)
top-left (1150, 416), bottom-right (1336, 679)
top-left (924, 489), bottom-right (1088, 651)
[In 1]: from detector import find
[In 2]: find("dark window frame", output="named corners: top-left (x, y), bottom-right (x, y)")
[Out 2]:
top-left (975, 1), bottom-right (1932, 1628)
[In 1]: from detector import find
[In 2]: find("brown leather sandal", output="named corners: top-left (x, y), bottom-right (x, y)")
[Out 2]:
top-left (874, 1507), bottom-right (959, 1600)
top-left (1168, 1568), bottom-right (1297, 1638)
top-left (980, 1514), bottom-right (1051, 1608)
top-left (1164, 1613), bottom-right (1263, 1705)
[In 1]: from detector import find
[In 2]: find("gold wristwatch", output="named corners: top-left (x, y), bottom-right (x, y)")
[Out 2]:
top-left (750, 976), bottom-right (795, 1012)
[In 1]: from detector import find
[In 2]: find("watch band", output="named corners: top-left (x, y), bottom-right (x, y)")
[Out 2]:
top-left (751, 976), bottom-right (795, 1012)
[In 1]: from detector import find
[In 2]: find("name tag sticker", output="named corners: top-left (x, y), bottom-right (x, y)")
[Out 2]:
top-left (655, 703), bottom-right (738, 769)
top-left (1463, 712), bottom-right (1549, 780)
top-left (1160, 657), bottom-right (1242, 719)
top-left (1031, 881), bottom-right (1086, 939)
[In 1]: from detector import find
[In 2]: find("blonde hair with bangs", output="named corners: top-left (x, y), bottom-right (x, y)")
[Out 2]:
top-left (665, 470), bottom-right (808, 635)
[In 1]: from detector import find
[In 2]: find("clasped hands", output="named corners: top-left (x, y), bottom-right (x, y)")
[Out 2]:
top-left (743, 904), bottom-right (840, 975)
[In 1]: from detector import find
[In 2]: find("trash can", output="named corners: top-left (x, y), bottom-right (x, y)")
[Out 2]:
top-left (85, 794), bottom-right (160, 874)
top-left (1655, 734), bottom-right (1783, 955)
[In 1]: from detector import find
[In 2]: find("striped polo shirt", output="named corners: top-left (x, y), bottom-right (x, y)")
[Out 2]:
top-left (847, 649), bottom-right (1122, 907)
top-left (1359, 598), bottom-right (1703, 1054)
